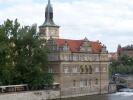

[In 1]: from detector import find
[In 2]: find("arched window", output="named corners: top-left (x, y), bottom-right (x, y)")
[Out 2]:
top-left (89, 65), bottom-right (92, 74)
top-left (80, 66), bottom-right (84, 74)
top-left (85, 65), bottom-right (89, 73)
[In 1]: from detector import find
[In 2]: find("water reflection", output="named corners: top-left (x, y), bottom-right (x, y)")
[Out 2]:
top-left (56, 92), bottom-right (133, 100)
top-left (61, 95), bottom-right (108, 100)
top-left (108, 92), bottom-right (133, 100)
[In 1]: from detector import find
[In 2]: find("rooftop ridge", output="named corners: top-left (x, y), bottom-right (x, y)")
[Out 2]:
top-left (54, 38), bottom-right (99, 43)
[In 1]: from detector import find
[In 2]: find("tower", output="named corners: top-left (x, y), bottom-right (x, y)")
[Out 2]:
top-left (39, 0), bottom-right (60, 40)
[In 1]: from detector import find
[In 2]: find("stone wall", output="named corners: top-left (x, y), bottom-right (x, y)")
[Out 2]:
top-left (108, 84), bottom-right (117, 93)
top-left (0, 88), bottom-right (111, 100)
top-left (0, 90), bottom-right (60, 100)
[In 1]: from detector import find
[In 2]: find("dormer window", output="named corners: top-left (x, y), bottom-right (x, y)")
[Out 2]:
top-left (101, 45), bottom-right (107, 53)
top-left (80, 46), bottom-right (85, 52)
top-left (63, 41), bottom-right (69, 52)
top-left (63, 45), bottom-right (68, 51)
top-left (80, 40), bottom-right (92, 52)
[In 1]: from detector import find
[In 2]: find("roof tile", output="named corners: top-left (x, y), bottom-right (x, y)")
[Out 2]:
top-left (54, 39), bottom-right (102, 53)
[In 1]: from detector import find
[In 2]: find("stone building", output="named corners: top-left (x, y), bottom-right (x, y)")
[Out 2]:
top-left (117, 44), bottom-right (133, 57)
top-left (108, 52), bottom-right (118, 61)
top-left (39, 0), bottom-right (59, 40)
top-left (39, 0), bottom-right (109, 97)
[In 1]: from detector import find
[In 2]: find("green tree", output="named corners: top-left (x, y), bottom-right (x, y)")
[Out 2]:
top-left (0, 19), bottom-right (53, 89)
top-left (110, 55), bottom-right (133, 76)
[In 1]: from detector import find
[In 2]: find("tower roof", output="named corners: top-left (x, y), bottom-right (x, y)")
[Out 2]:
top-left (41, 0), bottom-right (59, 27)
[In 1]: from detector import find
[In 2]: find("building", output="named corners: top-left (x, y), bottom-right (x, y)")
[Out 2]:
top-left (39, 0), bottom-right (109, 97)
top-left (117, 44), bottom-right (133, 57)
top-left (108, 52), bottom-right (118, 61)
top-left (39, 0), bottom-right (59, 40)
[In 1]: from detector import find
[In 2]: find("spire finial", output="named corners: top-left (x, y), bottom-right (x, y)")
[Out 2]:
top-left (48, 0), bottom-right (50, 5)
top-left (42, 0), bottom-right (59, 27)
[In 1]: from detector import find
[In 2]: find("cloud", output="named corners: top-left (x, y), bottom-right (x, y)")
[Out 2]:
top-left (0, 0), bottom-right (33, 3)
top-left (0, 0), bottom-right (133, 52)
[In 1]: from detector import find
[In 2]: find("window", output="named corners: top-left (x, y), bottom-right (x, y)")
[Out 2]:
top-left (80, 80), bottom-right (84, 87)
top-left (80, 80), bottom-right (87, 87)
top-left (73, 80), bottom-right (76, 87)
top-left (73, 55), bottom-right (79, 61)
top-left (88, 48), bottom-right (91, 52)
top-left (95, 79), bottom-right (98, 85)
top-left (80, 46), bottom-right (84, 52)
top-left (103, 67), bottom-right (106, 72)
top-left (63, 45), bottom-right (68, 51)
top-left (89, 79), bottom-right (92, 87)
top-left (95, 67), bottom-right (99, 72)
top-left (48, 67), bottom-right (53, 73)
top-left (61, 54), bottom-right (64, 60)
top-left (76, 55), bottom-right (79, 61)
top-left (80, 66), bottom-right (84, 74)
top-left (59, 47), bottom-right (63, 51)
top-left (64, 67), bottom-right (69, 73)
top-left (69, 55), bottom-right (72, 61)
top-left (48, 54), bottom-right (59, 61)
top-left (72, 67), bottom-right (77, 73)
top-left (64, 55), bottom-right (69, 61)
top-left (53, 46), bottom-right (57, 51)
top-left (85, 65), bottom-right (89, 73)
top-left (89, 65), bottom-right (92, 74)
top-left (85, 80), bottom-right (87, 86)
top-left (80, 55), bottom-right (84, 61)
top-left (84, 55), bottom-right (88, 61)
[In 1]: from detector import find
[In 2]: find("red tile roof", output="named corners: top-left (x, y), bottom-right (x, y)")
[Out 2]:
top-left (54, 39), bottom-right (102, 53)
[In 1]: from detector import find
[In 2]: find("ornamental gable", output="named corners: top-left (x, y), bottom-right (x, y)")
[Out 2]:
top-left (47, 38), bottom-right (107, 54)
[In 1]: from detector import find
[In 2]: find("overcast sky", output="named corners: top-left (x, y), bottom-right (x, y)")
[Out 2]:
top-left (0, 0), bottom-right (133, 52)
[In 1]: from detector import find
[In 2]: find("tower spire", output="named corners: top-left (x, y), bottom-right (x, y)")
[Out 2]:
top-left (42, 0), bottom-right (58, 27)
top-left (48, 0), bottom-right (50, 5)
top-left (39, 0), bottom-right (60, 40)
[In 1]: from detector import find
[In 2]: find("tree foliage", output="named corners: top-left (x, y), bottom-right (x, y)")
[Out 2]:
top-left (110, 55), bottom-right (133, 76)
top-left (0, 19), bottom-right (53, 89)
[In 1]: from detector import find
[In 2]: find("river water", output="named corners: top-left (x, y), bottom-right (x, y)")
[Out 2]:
top-left (56, 92), bottom-right (133, 100)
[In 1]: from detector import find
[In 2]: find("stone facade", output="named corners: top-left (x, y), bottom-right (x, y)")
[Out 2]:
top-left (0, 90), bottom-right (60, 100)
top-left (117, 45), bottom-right (133, 57)
top-left (108, 52), bottom-right (118, 61)
top-left (108, 83), bottom-right (117, 93)
top-left (39, 25), bottom-right (59, 40)
top-left (39, 0), bottom-right (109, 97)
top-left (46, 38), bottom-right (109, 97)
